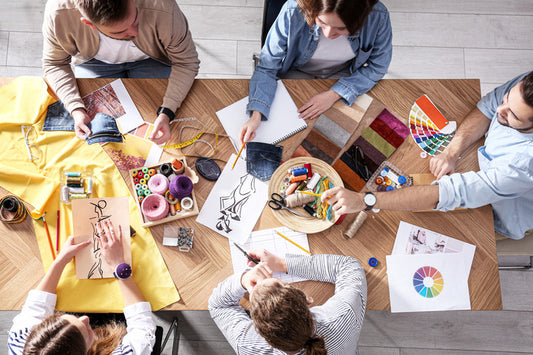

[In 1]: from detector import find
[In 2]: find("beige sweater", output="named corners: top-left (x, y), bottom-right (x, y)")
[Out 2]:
top-left (42, 0), bottom-right (200, 114)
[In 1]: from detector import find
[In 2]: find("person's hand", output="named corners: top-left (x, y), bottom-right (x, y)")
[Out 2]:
top-left (72, 108), bottom-right (92, 140)
top-left (239, 111), bottom-right (262, 145)
top-left (241, 262), bottom-right (272, 293)
top-left (55, 235), bottom-right (91, 267)
top-left (322, 186), bottom-right (364, 215)
top-left (298, 89), bottom-right (341, 120)
top-left (247, 249), bottom-right (287, 273)
top-left (149, 113), bottom-right (172, 145)
top-left (429, 150), bottom-right (459, 180)
top-left (97, 220), bottom-right (125, 268)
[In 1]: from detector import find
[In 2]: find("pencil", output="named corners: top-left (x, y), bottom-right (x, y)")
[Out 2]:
top-left (232, 143), bottom-right (245, 169)
top-left (42, 213), bottom-right (56, 260)
top-left (275, 230), bottom-right (310, 254)
top-left (298, 190), bottom-right (321, 197)
top-left (56, 210), bottom-right (60, 252)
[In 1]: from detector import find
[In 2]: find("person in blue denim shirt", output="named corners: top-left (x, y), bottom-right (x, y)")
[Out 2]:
top-left (240, 0), bottom-right (392, 144)
top-left (323, 71), bottom-right (533, 240)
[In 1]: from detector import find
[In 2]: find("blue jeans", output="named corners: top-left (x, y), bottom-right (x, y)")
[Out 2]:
top-left (246, 142), bottom-right (283, 181)
top-left (75, 58), bottom-right (171, 78)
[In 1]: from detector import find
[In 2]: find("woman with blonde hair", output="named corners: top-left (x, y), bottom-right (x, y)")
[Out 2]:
top-left (8, 220), bottom-right (155, 355)
top-left (209, 250), bottom-right (367, 354)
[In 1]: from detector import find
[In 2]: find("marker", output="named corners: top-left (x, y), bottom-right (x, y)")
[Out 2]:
top-left (275, 230), bottom-right (310, 254)
top-left (232, 143), bottom-right (245, 170)
top-left (233, 242), bottom-right (259, 264)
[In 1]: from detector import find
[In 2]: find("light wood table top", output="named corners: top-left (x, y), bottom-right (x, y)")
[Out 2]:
top-left (0, 78), bottom-right (502, 311)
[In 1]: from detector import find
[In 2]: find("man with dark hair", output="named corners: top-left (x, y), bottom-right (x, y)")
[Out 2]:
top-left (42, 0), bottom-right (200, 144)
top-left (324, 71), bottom-right (533, 240)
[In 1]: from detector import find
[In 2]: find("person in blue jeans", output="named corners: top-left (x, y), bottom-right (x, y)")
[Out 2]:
top-left (324, 71), bottom-right (533, 240)
top-left (239, 0), bottom-right (392, 144)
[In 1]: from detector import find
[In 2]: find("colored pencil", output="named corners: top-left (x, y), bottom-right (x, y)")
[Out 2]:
top-left (298, 190), bottom-right (321, 197)
top-left (232, 143), bottom-right (245, 169)
top-left (42, 213), bottom-right (56, 260)
top-left (56, 210), bottom-right (60, 252)
top-left (275, 231), bottom-right (310, 254)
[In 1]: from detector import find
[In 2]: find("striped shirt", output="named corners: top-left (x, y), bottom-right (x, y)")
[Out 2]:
top-left (8, 290), bottom-right (156, 355)
top-left (208, 254), bottom-right (367, 355)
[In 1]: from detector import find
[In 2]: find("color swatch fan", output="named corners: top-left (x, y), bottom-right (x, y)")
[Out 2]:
top-left (410, 95), bottom-right (456, 156)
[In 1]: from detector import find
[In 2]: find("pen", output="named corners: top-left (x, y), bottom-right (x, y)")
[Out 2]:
top-left (56, 210), bottom-right (60, 252)
top-left (275, 230), bottom-right (310, 254)
top-left (232, 143), bottom-right (245, 170)
top-left (233, 242), bottom-right (259, 265)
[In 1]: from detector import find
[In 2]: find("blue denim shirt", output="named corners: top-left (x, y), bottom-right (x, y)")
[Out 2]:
top-left (247, 0), bottom-right (392, 119)
top-left (436, 72), bottom-right (533, 239)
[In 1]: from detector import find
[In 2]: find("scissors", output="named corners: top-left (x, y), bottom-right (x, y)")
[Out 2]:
top-left (268, 193), bottom-right (303, 217)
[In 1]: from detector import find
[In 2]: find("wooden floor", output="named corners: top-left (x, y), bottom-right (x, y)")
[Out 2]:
top-left (1, 1), bottom-right (533, 354)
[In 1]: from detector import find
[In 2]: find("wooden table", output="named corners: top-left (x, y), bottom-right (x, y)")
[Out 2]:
top-left (0, 78), bottom-right (502, 311)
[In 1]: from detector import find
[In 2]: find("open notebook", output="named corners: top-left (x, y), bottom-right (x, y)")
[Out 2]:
top-left (216, 80), bottom-right (308, 151)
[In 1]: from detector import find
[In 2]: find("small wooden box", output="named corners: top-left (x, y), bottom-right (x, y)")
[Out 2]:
top-left (129, 158), bottom-right (199, 227)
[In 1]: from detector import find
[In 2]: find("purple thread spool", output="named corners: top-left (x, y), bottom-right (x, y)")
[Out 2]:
top-left (169, 175), bottom-right (193, 199)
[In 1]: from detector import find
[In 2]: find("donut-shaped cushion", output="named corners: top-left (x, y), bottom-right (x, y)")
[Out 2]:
top-left (141, 194), bottom-right (169, 221)
top-left (148, 173), bottom-right (169, 195)
top-left (169, 175), bottom-right (193, 199)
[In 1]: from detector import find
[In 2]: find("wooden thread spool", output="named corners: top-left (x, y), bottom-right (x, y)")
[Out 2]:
top-left (344, 211), bottom-right (368, 239)
top-left (285, 193), bottom-right (315, 208)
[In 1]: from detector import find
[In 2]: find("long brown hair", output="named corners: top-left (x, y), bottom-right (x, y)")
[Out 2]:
top-left (250, 282), bottom-right (327, 355)
top-left (299, 0), bottom-right (379, 35)
top-left (23, 314), bottom-right (127, 355)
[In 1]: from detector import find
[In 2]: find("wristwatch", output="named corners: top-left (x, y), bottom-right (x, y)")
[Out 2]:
top-left (113, 263), bottom-right (132, 280)
top-left (157, 106), bottom-right (176, 122)
top-left (363, 192), bottom-right (377, 211)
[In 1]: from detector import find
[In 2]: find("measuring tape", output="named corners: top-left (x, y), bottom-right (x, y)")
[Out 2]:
top-left (162, 131), bottom-right (205, 149)
top-left (0, 195), bottom-right (28, 224)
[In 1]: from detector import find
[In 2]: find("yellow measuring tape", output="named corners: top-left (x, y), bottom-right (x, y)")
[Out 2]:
top-left (162, 131), bottom-right (205, 149)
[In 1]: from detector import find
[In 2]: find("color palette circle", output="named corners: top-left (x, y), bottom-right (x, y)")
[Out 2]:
top-left (413, 266), bottom-right (443, 298)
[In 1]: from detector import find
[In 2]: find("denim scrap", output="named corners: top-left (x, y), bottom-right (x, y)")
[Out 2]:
top-left (246, 142), bottom-right (283, 181)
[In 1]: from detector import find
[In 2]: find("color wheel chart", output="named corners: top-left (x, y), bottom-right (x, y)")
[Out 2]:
top-left (410, 95), bottom-right (457, 156)
top-left (412, 266), bottom-right (444, 298)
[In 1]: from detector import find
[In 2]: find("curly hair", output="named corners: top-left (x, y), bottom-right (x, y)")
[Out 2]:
top-left (250, 281), bottom-right (327, 355)
top-left (298, 0), bottom-right (379, 35)
top-left (74, 0), bottom-right (130, 25)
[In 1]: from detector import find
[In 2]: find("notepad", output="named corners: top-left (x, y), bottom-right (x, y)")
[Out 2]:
top-left (216, 80), bottom-right (308, 152)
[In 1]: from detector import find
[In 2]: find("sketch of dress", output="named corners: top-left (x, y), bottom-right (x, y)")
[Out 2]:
top-left (216, 174), bottom-right (256, 233)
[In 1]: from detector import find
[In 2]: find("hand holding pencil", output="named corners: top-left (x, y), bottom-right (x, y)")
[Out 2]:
top-left (246, 249), bottom-right (288, 273)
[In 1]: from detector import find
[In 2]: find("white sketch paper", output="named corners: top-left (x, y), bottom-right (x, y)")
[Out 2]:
top-left (386, 253), bottom-right (471, 313)
top-left (230, 227), bottom-right (310, 283)
top-left (196, 153), bottom-right (268, 243)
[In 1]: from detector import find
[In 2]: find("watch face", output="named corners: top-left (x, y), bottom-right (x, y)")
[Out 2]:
top-left (364, 193), bottom-right (376, 206)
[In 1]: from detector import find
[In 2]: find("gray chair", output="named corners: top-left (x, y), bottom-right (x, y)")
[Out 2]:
top-left (253, 0), bottom-right (287, 68)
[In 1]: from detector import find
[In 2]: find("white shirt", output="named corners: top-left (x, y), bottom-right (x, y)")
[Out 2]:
top-left (94, 31), bottom-right (149, 64)
top-left (299, 31), bottom-right (355, 75)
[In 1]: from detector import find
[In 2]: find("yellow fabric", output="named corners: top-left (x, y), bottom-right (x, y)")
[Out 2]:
top-left (0, 77), bottom-right (179, 312)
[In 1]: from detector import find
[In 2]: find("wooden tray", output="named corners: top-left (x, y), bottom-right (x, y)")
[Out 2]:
top-left (129, 158), bottom-right (199, 227)
top-left (268, 157), bottom-right (344, 233)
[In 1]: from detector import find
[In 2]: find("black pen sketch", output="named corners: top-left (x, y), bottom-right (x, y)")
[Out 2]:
top-left (216, 173), bottom-right (256, 233)
top-left (87, 200), bottom-right (111, 279)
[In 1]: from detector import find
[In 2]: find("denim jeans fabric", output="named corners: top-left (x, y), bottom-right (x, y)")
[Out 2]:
top-left (85, 113), bottom-right (123, 145)
top-left (246, 142), bottom-right (283, 181)
top-left (75, 58), bottom-right (171, 79)
top-left (43, 101), bottom-right (75, 131)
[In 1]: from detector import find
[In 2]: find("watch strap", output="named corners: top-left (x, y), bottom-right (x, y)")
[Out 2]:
top-left (157, 106), bottom-right (176, 122)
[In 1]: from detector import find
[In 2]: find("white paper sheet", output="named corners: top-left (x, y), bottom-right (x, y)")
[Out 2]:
top-left (392, 221), bottom-right (476, 277)
top-left (196, 153), bottom-right (269, 243)
top-left (230, 227), bottom-right (310, 283)
top-left (216, 80), bottom-right (307, 153)
top-left (386, 253), bottom-right (471, 312)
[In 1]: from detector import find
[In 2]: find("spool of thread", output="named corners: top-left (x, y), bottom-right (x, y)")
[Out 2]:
top-left (344, 211), bottom-right (368, 239)
top-left (285, 192), bottom-right (315, 208)
top-left (169, 203), bottom-right (176, 216)
top-left (165, 190), bottom-right (179, 204)
top-left (66, 176), bottom-right (83, 184)
top-left (159, 163), bottom-right (173, 177)
top-left (291, 167), bottom-right (308, 177)
top-left (142, 167), bottom-right (149, 174)
top-left (169, 175), bottom-right (193, 200)
top-left (171, 159), bottom-right (185, 174)
top-left (141, 194), bottom-right (169, 221)
top-left (290, 174), bottom-right (307, 183)
top-left (285, 182), bottom-right (299, 195)
top-left (65, 171), bottom-right (81, 177)
top-left (148, 173), bottom-right (169, 195)
top-left (86, 177), bottom-right (93, 194)
top-left (61, 186), bottom-right (70, 202)
top-left (70, 193), bottom-right (88, 200)
top-left (304, 163), bottom-right (312, 178)
top-left (181, 197), bottom-right (194, 210)
top-left (68, 186), bottom-right (85, 194)
top-left (306, 173), bottom-right (321, 190)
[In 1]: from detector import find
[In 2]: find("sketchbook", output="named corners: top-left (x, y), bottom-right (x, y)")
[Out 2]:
top-left (230, 227), bottom-right (310, 284)
top-left (216, 80), bottom-right (308, 152)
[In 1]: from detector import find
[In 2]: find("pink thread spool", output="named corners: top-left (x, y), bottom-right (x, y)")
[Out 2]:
top-left (148, 173), bottom-right (169, 195)
top-left (169, 175), bottom-right (193, 199)
top-left (141, 194), bottom-right (169, 221)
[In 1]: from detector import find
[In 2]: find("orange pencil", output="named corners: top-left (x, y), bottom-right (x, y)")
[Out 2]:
top-left (232, 143), bottom-right (245, 169)
top-left (42, 213), bottom-right (56, 260)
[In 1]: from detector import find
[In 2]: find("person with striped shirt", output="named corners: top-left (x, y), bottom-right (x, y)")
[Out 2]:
top-left (209, 250), bottom-right (367, 354)
top-left (8, 220), bottom-right (155, 355)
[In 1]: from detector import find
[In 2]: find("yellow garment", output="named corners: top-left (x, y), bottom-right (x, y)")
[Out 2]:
top-left (0, 77), bottom-right (179, 312)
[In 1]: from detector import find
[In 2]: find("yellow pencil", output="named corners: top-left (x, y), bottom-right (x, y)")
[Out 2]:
top-left (298, 190), bottom-right (321, 197)
top-left (232, 143), bottom-right (245, 169)
top-left (275, 231), bottom-right (310, 254)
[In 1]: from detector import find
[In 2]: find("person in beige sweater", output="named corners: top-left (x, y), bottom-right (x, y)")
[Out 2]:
top-left (43, 0), bottom-right (200, 144)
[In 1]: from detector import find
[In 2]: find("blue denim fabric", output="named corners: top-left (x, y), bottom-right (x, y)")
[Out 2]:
top-left (246, 142), bottom-right (283, 181)
top-left (247, 0), bottom-right (392, 119)
top-left (75, 58), bottom-right (171, 79)
top-left (43, 101), bottom-right (75, 131)
top-left (85, 113), bottom-right (123, 145)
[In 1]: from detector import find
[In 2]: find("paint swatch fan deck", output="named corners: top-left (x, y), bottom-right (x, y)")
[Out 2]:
top-left (410, 95), bottom-right (457, 156)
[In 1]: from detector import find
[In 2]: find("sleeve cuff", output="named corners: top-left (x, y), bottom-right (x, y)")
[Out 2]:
top-left (27, 289), bottom-right (57, 306)
top-left (123, 302), bottom-right (152, 318)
